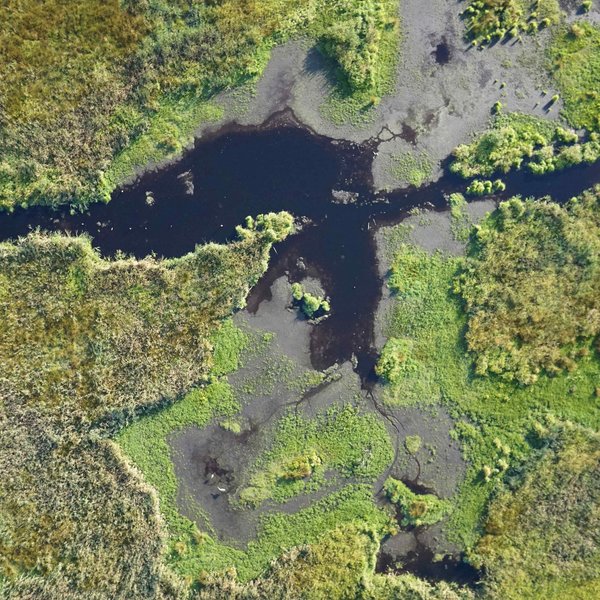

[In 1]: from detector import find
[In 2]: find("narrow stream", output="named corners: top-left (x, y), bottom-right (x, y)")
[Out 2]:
top-left (1, 109), bottom-right (598, 381)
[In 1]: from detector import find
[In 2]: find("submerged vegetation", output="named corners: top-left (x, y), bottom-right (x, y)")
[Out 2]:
top-left (390, 151), bottom-right (434, 188)
top-left (0, 0), bottom-right (401, 211)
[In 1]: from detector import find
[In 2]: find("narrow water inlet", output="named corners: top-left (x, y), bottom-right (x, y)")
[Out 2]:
top-left (0, 109), bottom-right (599, 381)
top-left (2, 109), bottom-right (599, 588)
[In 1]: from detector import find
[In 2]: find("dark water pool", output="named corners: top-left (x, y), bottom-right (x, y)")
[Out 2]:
top-left (2, 109), bottom-right (599, 587)
top-left (0, 109), bottom-right (599, 380)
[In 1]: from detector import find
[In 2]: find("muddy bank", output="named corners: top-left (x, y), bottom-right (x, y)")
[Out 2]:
top-left (169, 276), bottom-right (374, 545)
top-left (168, 273), bottom-right (477, 585)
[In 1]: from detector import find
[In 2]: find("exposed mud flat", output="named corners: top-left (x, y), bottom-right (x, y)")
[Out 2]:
top-left (168, 271), bottom-right (474, 583)
top-left (169, 275), bottom-right (373, 545)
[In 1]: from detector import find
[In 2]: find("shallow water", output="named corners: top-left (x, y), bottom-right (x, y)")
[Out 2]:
top-left (1, 110), bottom-right (599, 381)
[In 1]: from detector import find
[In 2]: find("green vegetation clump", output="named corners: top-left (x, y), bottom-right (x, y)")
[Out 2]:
top-left (379, 211), bottom-right (600, 555)
top-left (384, 478), bottom-right (450, 527)
top-left (0, 0), bottom-right (401, 210)
top-left (405, 435), bottom-right (422, 456)
top-left (449, 192), bottom-right (473, 241)
top-left (465, 179), bottom-right (506, 196)
top-left (196, 523), bottom-right (472, 599)
top-left (237, 405), bottom-right (394, 507)
top-left (0, 213), bottom-right (291, 595)
top-left (318, 0), bottom-right (401, 125)
top-left (375, 337), bottom-right (418, 383)
top-left (457, 192), bottom-right (600, 384)
top-left (471, 421), bottom-right (600, 600)
top-left (291, 282), bottom-right (331, 319)
top-left (462, 0), bottom-right (561, 46)
top-left (549, 22), bottom-right (600, 131)
top-left (391, 151), bottom-right (434, 188)
top-left (451, 113), bottom-right (600, 179)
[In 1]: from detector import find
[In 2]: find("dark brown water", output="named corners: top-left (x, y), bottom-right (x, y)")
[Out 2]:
top-left (0, 110), bottom-right (599, 381)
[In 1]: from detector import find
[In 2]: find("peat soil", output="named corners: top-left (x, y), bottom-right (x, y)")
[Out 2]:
top-left (169, 277), bottom-right (371, 545)
top-left (0, 110), bottom-right (599, 380)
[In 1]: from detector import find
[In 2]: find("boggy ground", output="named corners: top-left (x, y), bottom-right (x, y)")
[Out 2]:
top-left (165, 234), bottom-right (480, 579)
top-left (210, 0), bottom-right (579, 192)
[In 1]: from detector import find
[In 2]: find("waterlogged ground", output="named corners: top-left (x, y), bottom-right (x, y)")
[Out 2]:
top-left (2, 1), bottom-right (600, 582)
top-left (1, 112), bottom-right (600, 584)
top-left (166, 270), bottom-right (472, 582)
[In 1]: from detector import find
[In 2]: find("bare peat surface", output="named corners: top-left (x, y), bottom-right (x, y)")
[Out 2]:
top-left (1, 109), bottom-right (599, 382)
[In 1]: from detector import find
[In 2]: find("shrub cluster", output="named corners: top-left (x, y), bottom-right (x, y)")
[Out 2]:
top-left (0, 214), bottom-right (291, 596)
top-left (457, 191), bottom-right (600, 384)
top-left (462, 0), bottom-right (561, 46)
top-left (384, 478), bottom-right (450, 527)
top-left (291, 282), bottom-right (331, 319)
top-left (451, 113), bottom-right (600, 180)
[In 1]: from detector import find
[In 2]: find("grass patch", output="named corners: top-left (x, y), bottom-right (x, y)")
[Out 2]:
top-left (462, 0), bottom-right (561, 46)
top-left (0, 0), bottom-right (402, 209)
top-left (391, 151), bottom-right (433, 188)
top-left (450, 112), bottom-right (600, 180)
top-left (0, 214), bottom-right (292, 596)
top-left (449, 193), bottom-right (473, 241)
top-left (117, 380), bottom-right (240, 531)
top-left (472, 421), bottom-right (600, 600)
top-left (384, 478), bottom-right (451, 527)
top-left (548, 21), bottom-right (600, 131)
top-left (237, 405), bottom-right (394, 507)
top-left (196, 522), bottom-right (472, 599)
top-left (171, 484), bottom-right (394, 583)
top-left (379, 201), bottom-right (600, 552)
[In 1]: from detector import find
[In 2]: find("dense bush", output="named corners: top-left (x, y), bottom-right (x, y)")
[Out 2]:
top-left (291, 282), bottom-right (331, 319)
top-left (0, 214), bottom-right (291, 595)
top-left (319, 1), bottom-right (391, 91)
top-left (375, 337), bottom-right (417, 383)
top-left (450, 113), bottom-right (600, 179)
top-left (457, 191), bottom-right (600, 384)
top-left (465, 178), bottom-right (505, 196)
top-left (472, 420), bottom-right (600, 600)
top-left (384, 478), bottom-right (451, 527)
top-left (0, 0), bottom-right (400, 210)
top-left (548, 22), bottom-right (600, 131)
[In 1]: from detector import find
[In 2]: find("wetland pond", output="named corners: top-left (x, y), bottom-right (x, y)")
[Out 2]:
top-left (2, 109), bottom-right (600, 585)
top-left (1, 109), bottom-right (599, 381)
